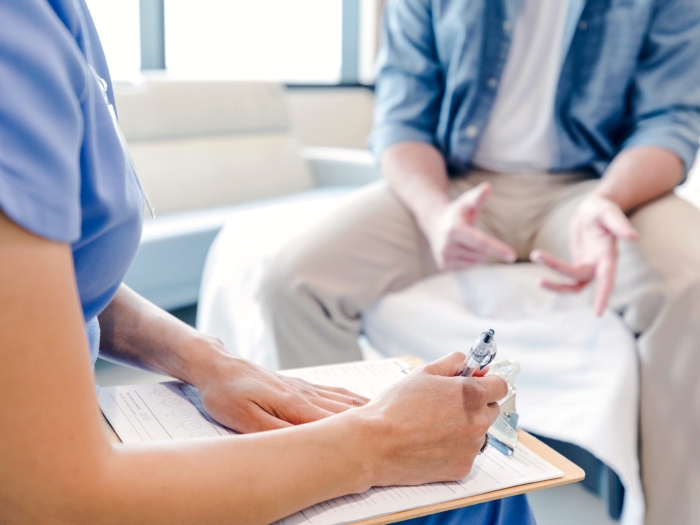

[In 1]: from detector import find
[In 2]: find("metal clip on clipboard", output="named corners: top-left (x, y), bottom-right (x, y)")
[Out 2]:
top-left (486, 360), bottom-right (521, 458)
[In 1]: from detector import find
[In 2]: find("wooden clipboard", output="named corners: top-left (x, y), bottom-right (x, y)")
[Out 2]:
top-left (100, 356), bottom-right (585, 524)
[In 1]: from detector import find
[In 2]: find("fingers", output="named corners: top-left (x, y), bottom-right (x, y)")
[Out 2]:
top-left (539, 279), bottom-right (588, 293)
top-left (306, 395), bottom-right (360, 415)
top-left (444, 244), bottom-right (491, 263)
top-left (312, 384), bottom-right (369, 405)
top-left (442, 245), bottom-right (490, 271)
top-left (592, 246), bottom-right (617, 316)
top-left (423, 352), bottom-right (468, 377)
top-left (282, 385), bottom-right (365, 419)
top-left (242, 409), bottom-right (293, 433)
top-left (530, 250), bottom-right (595, 282)
top-left (472, 366), bottom-right (489, 378)
top-left (282, 400), bottom-right (336, 425)
top-left (456, 182), bottom-right (492, 225)
top-left (453, 228), bottom-right (517, 263)
top-left (475, 375), bottom-right (509, 404)
top-left (600, 207), bottom-right (639, 241)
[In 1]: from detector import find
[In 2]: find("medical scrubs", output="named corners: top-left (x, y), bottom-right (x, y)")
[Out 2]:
top-left (0, 1), bottom-right (535, 523)
top-left (0, 0), bottom-right (143, 365)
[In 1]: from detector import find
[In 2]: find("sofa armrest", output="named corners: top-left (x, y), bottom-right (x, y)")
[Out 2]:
top-left (303, 147), bottom-right (381, 187)
top-left (123, 188), bottom-right (355, 311)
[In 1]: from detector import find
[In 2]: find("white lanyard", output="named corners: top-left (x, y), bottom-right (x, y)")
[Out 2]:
top-left (92, 68), bottom-right (156, 219)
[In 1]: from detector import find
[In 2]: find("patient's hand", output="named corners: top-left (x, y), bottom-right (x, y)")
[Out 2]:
top-left (357, 353), bottom-right (507, 486)
top-left (428, 182), bottom-right (517, 270)
top-left (196, 352), bottom-right (369, 432)
top-left (530, 195), bottom-right (638, 316)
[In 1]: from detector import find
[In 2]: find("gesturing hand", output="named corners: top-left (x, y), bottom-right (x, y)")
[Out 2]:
top-left (196, 353), bottom-right (369, 433)
top-left (530, 195), bottom-right (639, 315)
top-left (428, 182), bottom-right (517, 271)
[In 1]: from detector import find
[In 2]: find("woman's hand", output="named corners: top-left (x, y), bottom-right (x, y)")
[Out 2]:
top-left (97, 286), bottom-right (368, 433)
top-left (194, 348), bottom-right (369, 433)
top-left (356, 353), bottom-right (508, 487)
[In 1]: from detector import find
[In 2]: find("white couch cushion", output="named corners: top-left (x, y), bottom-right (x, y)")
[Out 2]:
top-left (114, 80), bottom-right (315, 216)
top-left (129, 133), bottom-right (312, 215)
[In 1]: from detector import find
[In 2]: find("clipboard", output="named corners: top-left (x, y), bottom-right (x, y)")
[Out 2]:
top-left (100, 356), bottom-right (584, 524)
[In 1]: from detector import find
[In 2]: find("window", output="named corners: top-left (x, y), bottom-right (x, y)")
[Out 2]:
top-left (85, 0), bottom-right (141, 81)
top-left (164, 0), bottom-right (343, 83)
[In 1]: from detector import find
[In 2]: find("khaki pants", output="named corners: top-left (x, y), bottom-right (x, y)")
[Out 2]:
top-left (259, 172), bottom-right (700, 525)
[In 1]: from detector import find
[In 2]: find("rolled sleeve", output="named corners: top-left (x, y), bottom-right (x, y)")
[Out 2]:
top-left (0, 0), bottom-right (86, 242)
top-left (622, 0), bottom-right (700, 177)
top-left (369, 0), bottom-right (444, 159)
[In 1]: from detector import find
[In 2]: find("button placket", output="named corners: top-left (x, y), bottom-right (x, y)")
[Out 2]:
top-left (465, 125), bottom-right (479, 139)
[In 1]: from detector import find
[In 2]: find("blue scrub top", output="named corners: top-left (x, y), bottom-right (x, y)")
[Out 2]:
top-left (0, 0), bottom-right (144, 365)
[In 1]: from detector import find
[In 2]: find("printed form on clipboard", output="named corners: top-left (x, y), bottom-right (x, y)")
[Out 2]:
top-left (98, 358), bottom-right (564, 525)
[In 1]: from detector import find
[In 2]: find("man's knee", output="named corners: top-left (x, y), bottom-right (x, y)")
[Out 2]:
top-left (259, 247), bottom-right (312, 315)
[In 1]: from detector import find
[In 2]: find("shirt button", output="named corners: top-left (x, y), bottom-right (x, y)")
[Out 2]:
top-left (503, 21), bottom-right (513, 34)
top-left (578, 20), bottom-right (588, 31)
top-left (465, 125), bottom-right (479, 139)
top-left (488, 78), bottom-right (498, 88)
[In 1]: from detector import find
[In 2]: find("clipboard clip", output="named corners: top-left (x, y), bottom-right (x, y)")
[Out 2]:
top-left (486, 360), bottom-right (521, 458)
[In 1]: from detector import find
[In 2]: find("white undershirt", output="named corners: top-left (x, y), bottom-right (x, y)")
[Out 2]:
top-left (472, 0), bottom-right (571, 173)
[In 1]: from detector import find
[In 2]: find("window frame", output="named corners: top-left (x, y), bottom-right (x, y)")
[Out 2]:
top-left (139, 0), bottom-right (371, 87)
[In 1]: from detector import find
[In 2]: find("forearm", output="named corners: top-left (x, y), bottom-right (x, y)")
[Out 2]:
top-left (381, 141), bottom-right (452, 233)
top-left (98, 284), bottom-right (221, 386)
top-left (594, 146), bottom-right (684, 212)
top-left (96, 412), bottom-right (372, 525)
top-left (13, 411), bottom-right (373, 525)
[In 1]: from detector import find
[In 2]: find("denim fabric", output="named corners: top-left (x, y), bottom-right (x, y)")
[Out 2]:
top-left (399, 495), bottom-right (536, 525)
top-left (370, 0), bottom-right (700, 178)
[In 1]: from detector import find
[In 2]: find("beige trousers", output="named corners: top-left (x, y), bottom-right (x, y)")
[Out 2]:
top-left (259, 172), bottom-right (700, 525)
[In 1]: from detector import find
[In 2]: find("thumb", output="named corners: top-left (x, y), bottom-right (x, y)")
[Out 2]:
top-left (423, 352), bottom-right (467, 377)
top-left (600, 206), bottom-right (639, 241)
top-left (455, 182), bottom-right (492, 226)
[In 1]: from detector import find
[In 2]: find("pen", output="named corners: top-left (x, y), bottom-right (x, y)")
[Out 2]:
top-left (458, 329), bottom-right (497, 377)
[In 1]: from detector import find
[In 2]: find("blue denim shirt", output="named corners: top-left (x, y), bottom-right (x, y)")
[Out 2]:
top-left (369, 0), bottom-right (700, 178)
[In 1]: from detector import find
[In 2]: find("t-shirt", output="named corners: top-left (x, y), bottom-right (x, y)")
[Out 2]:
top-left (0, 0), bottom-right (144, 365)
top-left (472, 0), bottom-right (571, 173)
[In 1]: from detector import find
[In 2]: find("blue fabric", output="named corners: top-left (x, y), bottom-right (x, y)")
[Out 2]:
top-left (400, 495), bottom-right (535, 525)
top-left (370, 0), bottom-right (700, 178)
top-left (0, 0), bottom-right (143, 364)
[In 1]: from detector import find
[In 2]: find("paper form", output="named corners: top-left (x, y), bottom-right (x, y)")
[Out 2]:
top-left (98, 358), bottom-right (563, 525)
top-left (98, 359), bottom-right (408, 444)
top-left (275, 445), bottom-right (560, 525)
